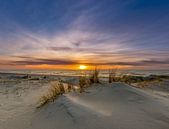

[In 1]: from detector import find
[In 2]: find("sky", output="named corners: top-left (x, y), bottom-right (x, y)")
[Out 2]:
top-left (0, 0), bottom-right (169, 70)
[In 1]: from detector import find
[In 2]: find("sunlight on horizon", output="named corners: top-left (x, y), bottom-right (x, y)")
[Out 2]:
top-left (79, 65), bottom-right (87, 70)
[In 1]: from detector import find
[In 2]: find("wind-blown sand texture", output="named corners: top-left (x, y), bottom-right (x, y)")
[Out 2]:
top-left (1, 74), bottom-right (169, 129)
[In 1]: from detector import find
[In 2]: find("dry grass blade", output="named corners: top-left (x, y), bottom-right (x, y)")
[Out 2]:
top-left (108, 68), bottom-right (118, 83)
top-left (79, 75), bottom-right (89, 93)
top-left (89, 67), bottom-right (100, 84)
top-left (37, 81), bottom-right (66, 108)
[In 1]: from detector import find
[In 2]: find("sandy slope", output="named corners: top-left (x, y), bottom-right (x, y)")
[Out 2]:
top-left (1, 83), bottom-right (169, 129)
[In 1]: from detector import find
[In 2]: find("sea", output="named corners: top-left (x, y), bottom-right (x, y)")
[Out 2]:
top-left (0, 69), bottom-right (169, 77)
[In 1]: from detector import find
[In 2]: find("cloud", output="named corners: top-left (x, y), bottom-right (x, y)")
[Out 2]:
top-left (9, 58), bottom-right (77, 65)
top-left (95, 59), bottom-right (169, 66)
top-left (48, 46), bottom-right (107, 53)
top-left (0, 0), bottom-right (169, 70)
top-left (1, 56), bottom-right (168, 68)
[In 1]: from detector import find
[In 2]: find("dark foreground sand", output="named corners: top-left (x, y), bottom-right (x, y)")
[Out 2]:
top-left (1, 82), bottom-right (169, 129)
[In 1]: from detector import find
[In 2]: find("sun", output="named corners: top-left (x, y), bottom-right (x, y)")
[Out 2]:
top-left (79, 65), bottom-right (87, 70)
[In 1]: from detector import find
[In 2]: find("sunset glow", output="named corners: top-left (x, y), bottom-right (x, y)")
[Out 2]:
top-left (0, 0), bottom-right (169, 70)
top-left (79, 65), bottom-right (87, 70)
top-left (1, 1), bottom-right (169, 129)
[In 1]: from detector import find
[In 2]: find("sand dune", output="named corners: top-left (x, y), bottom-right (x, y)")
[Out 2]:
top-left (1, 82), bottom-right (169, 129)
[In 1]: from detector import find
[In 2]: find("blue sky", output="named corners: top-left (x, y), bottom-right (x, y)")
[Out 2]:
top-left (0, 0), bottom-right (169, 69)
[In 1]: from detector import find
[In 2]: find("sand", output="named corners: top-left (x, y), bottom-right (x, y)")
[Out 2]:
top-left (1, 74), bottom-right (169, 129)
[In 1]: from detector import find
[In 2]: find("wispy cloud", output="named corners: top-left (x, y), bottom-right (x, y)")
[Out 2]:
top-left (1, 57), bottom-right (77, 66)
top-left (0, 0), bottom-right (169, 69)
top-left (0, 56), bottom-right (168, 69)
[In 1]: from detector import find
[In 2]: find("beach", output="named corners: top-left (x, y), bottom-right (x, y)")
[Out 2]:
top-left (1, 0), bottom-right (169, 129)
top-left (0, 72), bottom-right (169, 129)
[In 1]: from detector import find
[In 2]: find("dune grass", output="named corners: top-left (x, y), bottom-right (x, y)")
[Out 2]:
top-left (37, 70), bottom-right (169, 108)
top-left (89, 67), bottom-right (100, 84)
top-left (79, 67), bottom-right (100, 92)
top-left (37, 81), bottom-right (66, 108)
top-left (79, 75), bottom-right (90, 93)
top-left (108, 68), bottom-right (117, 83)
